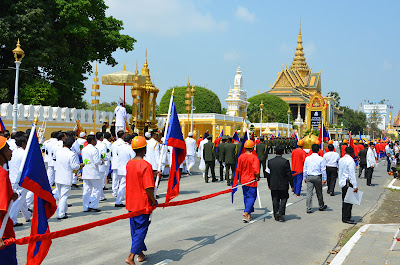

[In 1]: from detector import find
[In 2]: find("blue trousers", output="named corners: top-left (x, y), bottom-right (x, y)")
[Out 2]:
top-left (387, 156), bottom-right (391, 172)
top-left (130, 214), bottom-right (151, 255)
top-left (292, 171), bottom-right (303, 196)
top-left (0, 239), bottom-right (17, 265)
top-left (242, 186), bottom-right (257, 213)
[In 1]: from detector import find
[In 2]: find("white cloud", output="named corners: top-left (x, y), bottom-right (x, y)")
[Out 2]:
top-left (235, 6), bottom-right (256, 23)
top-left (223, 50), bottom-right (240, 61)
top-left (105, 0), bottom-right (228, 37)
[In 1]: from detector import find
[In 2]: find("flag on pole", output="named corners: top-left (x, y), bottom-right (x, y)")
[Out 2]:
top-left (359, 132), bottom-right (362, 141)
top-left (18, 126), bottom-right (57, 265)
top-left (214, 129), bottom-right (223, 148)
top-left (349, 131), bottom-right (354, 150)
top-left (164, 100), bottom-right (186, 204)
top-left (294, 131), bottom-right (299, 141)
top-left (231, 131), bottom-right (249, 202)
top-left (232, 131), bottom-right (240, 143)
top-left (318, 118), bottom-right (330, 150)
top-left (0, 117), bottom-right (6, 132)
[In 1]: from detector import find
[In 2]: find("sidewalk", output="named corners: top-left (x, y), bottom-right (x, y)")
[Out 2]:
top-left (330, 177), bottom-right (400, 265)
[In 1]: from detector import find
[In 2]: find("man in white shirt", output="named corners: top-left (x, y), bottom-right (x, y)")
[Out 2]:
top-left (81, 135), bottom-right (103, 212)
top-left (366, 143), bottom-right (377, 186)
top-left (114, 99), bottom-right (127, 136)
top-left (338, 146), bottom-right (358, 224)
top-left (111, 130), bottom-right (125, 197)
top-left (303, 144), bottom-right (328, 213)
top-left (185, 132), bottom-right (197, 175)
top-left (5, 131), bottom-right (17, 152)
top-left (9, 135), bottom-right (31, 226)
top-left (323, 144), bottom-right (340, 196)
top-left (54, 137), bottom-right (81, 219)
top-left (102, 132), bottom-right (113, 189)
top-left (44, 132), bottom-right (58, 188)
top-left (95, 132), bottom-right (108, 201)
top-left (198, 137), bottom-right (208, 177)
top-left (144, 131), bottom-right (161, 177)
top-left (115, 134), bottom-right (135, 207)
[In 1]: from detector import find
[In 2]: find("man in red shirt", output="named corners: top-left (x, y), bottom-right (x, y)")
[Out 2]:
top-left (291, 140), bottom-right (307, 196)
top-left (236, 140), bottom-right (260, 223)
top-left (341, 139), bottom-right (348, 157)
top-left (0, 136), bottom-right (18, 264)
top-left (125, 136), bottom-right (159, 265)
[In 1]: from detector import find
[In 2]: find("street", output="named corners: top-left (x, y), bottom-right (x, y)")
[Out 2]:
top-left (14, 154), bottom-right (391, 265)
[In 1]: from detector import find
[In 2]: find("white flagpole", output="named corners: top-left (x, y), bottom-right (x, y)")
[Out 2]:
top-left (154, 89), bottom-right (175, 196)
top-left (246, 128), bottom-right (262, 208)
top-left (0, 122), bottom-right (37, 238)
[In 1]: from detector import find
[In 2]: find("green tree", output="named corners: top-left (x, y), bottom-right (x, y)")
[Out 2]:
top-left (0, 0), bottom-right (136, 108)
top-left (19, 79), bottom-right (58, 106)
top-left (366, 107), bottom-right (382, 138)
top-left (247, 94), bottom-right (290, 123)
top-left (327, 91), bottom-right (341, 106)
top-left (338, 106), bottom-right (367, 134)
top-left (159, 86), bottom-right (221, 114)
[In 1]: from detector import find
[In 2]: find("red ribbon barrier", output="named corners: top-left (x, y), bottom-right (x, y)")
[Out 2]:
top-left (4, 187), bottom-right (233, 247)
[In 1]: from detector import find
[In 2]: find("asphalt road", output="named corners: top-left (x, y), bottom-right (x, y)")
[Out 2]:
top-left (14, 153), bottom-right (391, 265)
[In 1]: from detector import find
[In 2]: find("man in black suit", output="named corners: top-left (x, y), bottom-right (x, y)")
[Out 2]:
top-left (266, 146), bottom-right (294, 222)
top-left (357, 144), bottom-right (368, 178)
top-left (256, 136), bottom-right (268, 178)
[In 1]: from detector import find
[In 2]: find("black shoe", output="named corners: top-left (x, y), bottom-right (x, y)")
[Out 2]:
top-left (220, 178), bottom-right (224, 182)
top-left (274, 215), bottom-right (280, 221)
top-left (212, 178), bottom-right (217, 182)
top-left (205, 178), bottom-right (209, 183)
top-left (68, 204), bottom-right (72, 207)
top-left (115, 204), bottom-right (125, 207)
top-left (103, 187), bottom-right (109, 190)
top-left (57, 215), bottom-right (68, 220)
top-left (343, 219), bottom-right (356, 224)
top-left (100, 198), bottom-right (107, 201)
top-left (327, 190), bottom-right (331, 194)
top-left (28, 208), bottom-right (33, 213)
top-left (367, 184), bottom-right (372, 186)
top-left (319, 205), bottom-right (328, 211)
top-left (72, 184), bottom-right (80, 188)
top-left (14, 223), bottom-right (23, 227)
top-left (156, 195), bottom-right (160, 199)
top-left (330, 193), bottom-right (335, 196)
top-left (87, 208), bottom-right (101, 212)
top-left (227, 182), bottom-right (231, 186)
top-left (307, 210), bottom-right (312, 214)
top-left (279, 215), bottom-right (286, 222)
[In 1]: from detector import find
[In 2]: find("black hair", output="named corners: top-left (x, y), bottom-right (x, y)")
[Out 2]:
top-left (104, 132), bottom-right (112, 140)
top-left (63, 136), bottom-right (75, 148)
top-left (15, 136), bottom-right (27, 147)
top-left (51, 131), bottom-right (58, 138)
top-left (132, 133), bottom-right (138, 138)
top-left (345, 146), bottom-right (354, 155)
top-left (57, 132), bottom-right (66, 141)
top-left (135, 146), bottom-right (146, 156)
top-left (328, 144), bottom-right (334, 151)
top-left (87, 135), bottom-right (96, 144)
top-left (123, 134), bottom-right (132, 143)
top-left (275, 145), bottom-right (284, 155)
top-left (117, 130), bottom-right (125, 138)
top-left (3, 131), bottom-right (10, 138)
top-left (260, 136), bottom-right (264, 141)
top-left (364, 144), bottom-right (368, 148)
top-left (311, 144), bottom-right (319, 153)
top-left (207, 135), bottom-right (212, 140)
top-left (10, 132), bottom-right (16, 139)
top-left (96, 132), bottom-right (104, 140)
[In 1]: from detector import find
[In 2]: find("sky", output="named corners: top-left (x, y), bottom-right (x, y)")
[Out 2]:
top-left (83, 0), bottom-right (400, 121)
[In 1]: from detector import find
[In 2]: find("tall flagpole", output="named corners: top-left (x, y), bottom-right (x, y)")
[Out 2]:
top-left (0, 118), bottom-right (37, 238)
top-left (154, 89), bottom-right (175, 195)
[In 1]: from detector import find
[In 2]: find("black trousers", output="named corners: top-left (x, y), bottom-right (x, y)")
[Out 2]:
top-left (225, 163), bottom-right (235, 184)
top-left (358, 163), bottom-right (367, 178)
top-left (341, 184), bottom-right (353, 222)
top-left (271, 190), bottom-right (289, 217)
top-left (326, 166), bottom-right (338, 194)
top-left (366, 167), bottom-right (374, 185)
top-left (218, 161), bottom-right (224, 179)
top-left (205, 161), bottom-right (215, 182)
top-left (259, 160), bottom-right (267, 178)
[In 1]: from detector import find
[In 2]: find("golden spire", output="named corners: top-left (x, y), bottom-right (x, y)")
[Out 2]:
top-left (124, 62), bottom-right (126, 70)
top-left (94, 62), bottom-right (99, 82)
top-left (142, 49), bottom-right (150, 76)
top-left (144, 49), bottom-right (148, 68)
top-left (135, 60), bottom-right (138, 75)
top-left (290, 20), bottom-right (309, 76)
top-left (187, 75), bottom-right (190, 87)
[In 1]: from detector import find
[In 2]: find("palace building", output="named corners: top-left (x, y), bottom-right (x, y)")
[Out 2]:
top-left (263, 23), bottom-right (343, 137)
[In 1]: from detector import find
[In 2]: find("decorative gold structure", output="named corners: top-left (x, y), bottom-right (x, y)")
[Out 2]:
top-left (12, 39), bottom-right (25, 62)
top-left (91, 63), bottom-right (100, 132)
top-left (185, 76), bottom-right (196, 131)
top-left (306, 93), bottom-right (327, 131)
top-left (302, 133), bottom-right (318, 150)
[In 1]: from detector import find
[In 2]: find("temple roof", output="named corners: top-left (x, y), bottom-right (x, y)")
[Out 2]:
top-left (289, 22), bottom-right (310, 78)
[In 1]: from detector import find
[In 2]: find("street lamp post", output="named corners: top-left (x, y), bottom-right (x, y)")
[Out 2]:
top-left (12, 39), bottom-right (25, 133)
top-left (190, 85), bottom-right (196, 133)
top-left (259, 101), bottom-right (264, 136)
top-left (287, 108), bottom-right (291, 137)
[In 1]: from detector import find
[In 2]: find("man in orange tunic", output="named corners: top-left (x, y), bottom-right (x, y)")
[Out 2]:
top-left (341, 139), bottom-right (348, 157)
top-left (236, 140), bottom-right (260, 223)
top-left (0, 136), bottom-right (18, 265)
top-left (125, 136), bottom-right (159, 265)
top-left (291, 140), bottom-right (307, 196)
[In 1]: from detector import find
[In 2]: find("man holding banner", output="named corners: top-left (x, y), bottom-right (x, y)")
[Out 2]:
top-left (0, 136), bottom-right (18, 264)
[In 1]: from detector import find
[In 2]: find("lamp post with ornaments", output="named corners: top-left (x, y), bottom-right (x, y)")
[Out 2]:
top-left (12, 39), bottom-right (25, 133)
top-left (287, 108), bottom-right (291, 137)
top-left (259, 100), bottom-right (264, 136)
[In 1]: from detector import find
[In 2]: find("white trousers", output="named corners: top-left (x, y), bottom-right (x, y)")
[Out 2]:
top-left (47, 166), bottom-right (55, 186)
top-left (115, 175), bottom-right (126, 205)
top-left (112, 171), bottom-right (120, 197)
top-left (26, 191), bottom-right (34, 209)
top-left (56, 183), bottom-right (71, 218)
top-left (10, 186), bottom-right (31, 224)
top-left (72, 173), bottom-right (78, 185)
top-left (99, 170), bottom-right (107, 200)
top-left (82, 179), bottom-right (102, 211)
top-left (186, 155), bottom-right (195, 172)
top-left (115, 126), bottom-right (124, 138)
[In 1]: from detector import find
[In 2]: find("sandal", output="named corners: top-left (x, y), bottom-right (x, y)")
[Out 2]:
top-left (137, 254), bottom-right (147, 262)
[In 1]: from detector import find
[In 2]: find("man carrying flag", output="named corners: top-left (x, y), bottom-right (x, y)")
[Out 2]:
top-left (0, 136), bottom-right (18, 264)
top-left (164, 100), bottom-right (186, 203)
top-left (125, 136), bottom-right (158, 265)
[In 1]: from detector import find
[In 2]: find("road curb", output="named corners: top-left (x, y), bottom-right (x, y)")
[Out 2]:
top-left (387, 178), bottom-right (400, 190)
top-left (329, 224), bottom-right (370, 265)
